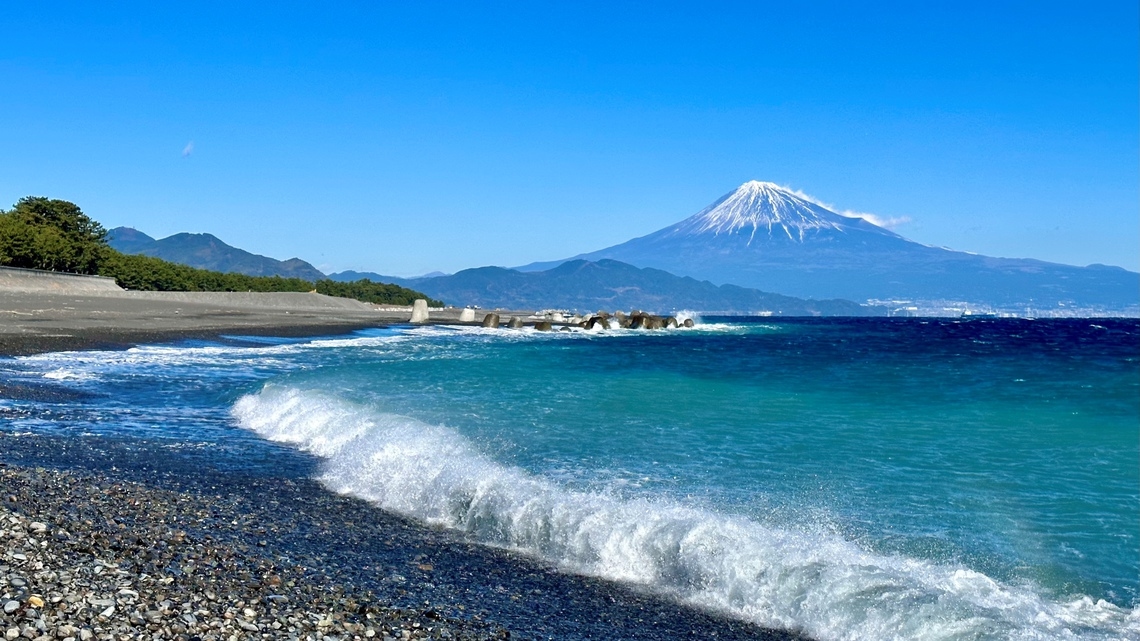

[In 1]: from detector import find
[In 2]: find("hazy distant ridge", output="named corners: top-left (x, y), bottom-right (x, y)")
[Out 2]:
top-left (334, 260), bottom-right (878, 315)
top-left (106, 227), bottom-right (870, 314)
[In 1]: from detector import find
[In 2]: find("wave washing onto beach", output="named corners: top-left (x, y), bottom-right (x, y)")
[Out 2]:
top-left (233, 386), bottom-right (1138, 641)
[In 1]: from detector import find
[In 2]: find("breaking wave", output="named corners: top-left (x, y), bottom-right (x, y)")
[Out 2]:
top-left (233, 386), bottom-right (1138, 641)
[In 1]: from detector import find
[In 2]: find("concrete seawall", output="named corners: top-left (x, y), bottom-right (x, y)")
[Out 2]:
top-left (119, 291), bottom-right (375, 311)
top-left (0, 266), bottom-right (124, 293)
top-left (0, 267), bottom-right (375, 311)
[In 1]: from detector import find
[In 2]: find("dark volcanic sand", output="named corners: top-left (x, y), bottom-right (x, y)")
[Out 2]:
top-left (0, 433), bottom-right (809, 641)
top-left (0, 291), bottom-right (531, 356)
top-left (0, 290), bottom-right (398, 356)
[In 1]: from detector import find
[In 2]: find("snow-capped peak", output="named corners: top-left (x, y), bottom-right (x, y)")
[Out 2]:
top-left (672, 181), bottom-right (856, 243)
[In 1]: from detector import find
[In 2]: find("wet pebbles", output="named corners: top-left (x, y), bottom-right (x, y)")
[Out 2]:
top-left (0, 465), bottom-right (505, 641)
top-left (0, 435), bottom-right (806, 640)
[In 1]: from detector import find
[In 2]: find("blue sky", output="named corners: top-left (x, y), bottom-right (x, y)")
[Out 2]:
top-left (2, 2), bottom-right (1136, 275)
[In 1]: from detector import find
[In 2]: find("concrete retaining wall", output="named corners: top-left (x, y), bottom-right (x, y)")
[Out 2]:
top-left (0, 267), bottom-right (376, 311)
top-left (0, 266), bottom-right (124, 293)
top-left (120, 291), bottom-right (376, 311)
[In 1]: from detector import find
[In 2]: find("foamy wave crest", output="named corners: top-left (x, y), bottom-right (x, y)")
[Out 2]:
top-left (233, 386), bottom-right (1138, 641)
top-left (42, 368), bottom-right (97, 381)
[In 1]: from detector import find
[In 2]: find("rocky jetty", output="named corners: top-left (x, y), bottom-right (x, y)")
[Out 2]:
top-left (566, 310), bottom-right (681, 332)
top-left (456, 309), bottom-right (692, 333)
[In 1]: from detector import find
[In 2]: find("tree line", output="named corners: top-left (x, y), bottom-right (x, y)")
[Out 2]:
top-left (0, 196), bottom-right (443, 307)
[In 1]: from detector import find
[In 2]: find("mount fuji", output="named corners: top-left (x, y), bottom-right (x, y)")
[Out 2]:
top-left (522, 181), bottom-right (1138, 311)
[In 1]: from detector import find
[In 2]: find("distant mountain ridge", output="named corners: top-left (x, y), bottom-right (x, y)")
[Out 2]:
top-left (360, 259), bottom-right (878, 315)
top-left (107, 228), bottom-right (869, 314)
top-left (521, 181), bottom-right (1139, 311)
top-left (329, 269), bottom-right (401, 283)
top-left (330, 269), bottom-right (449, 281)
top-left (107, 227), bottom-right (326, 282)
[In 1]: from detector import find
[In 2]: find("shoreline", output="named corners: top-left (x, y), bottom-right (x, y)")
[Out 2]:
top-left (0, 290), bottom-right (535, 357)
top-left (0, 289), bottom-right (393, 357)
top-left (0, 433), bottom-right (808, 640)
top-left (0, 322), bottom-right (390, 358)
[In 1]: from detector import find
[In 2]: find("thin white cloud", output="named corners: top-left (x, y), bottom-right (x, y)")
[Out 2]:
top-left (181, 141), bottom-right (194, 157)
top-left (774, 182), bottom-right (913, 229)
top-left (839, 210), bottom-right (913, 229)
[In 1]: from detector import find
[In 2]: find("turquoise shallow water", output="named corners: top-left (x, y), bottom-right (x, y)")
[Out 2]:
top-left (2, 318), bottom-right (1137, 639)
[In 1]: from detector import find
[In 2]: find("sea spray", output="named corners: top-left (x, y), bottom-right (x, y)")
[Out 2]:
top-left (673, 310), bottom-right (702, 325)
top-left (232, 385), bottom-right (1138, 641)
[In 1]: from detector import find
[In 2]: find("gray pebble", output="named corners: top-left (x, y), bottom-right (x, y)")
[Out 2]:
top-left (0, 454), bottom-right (781, 641)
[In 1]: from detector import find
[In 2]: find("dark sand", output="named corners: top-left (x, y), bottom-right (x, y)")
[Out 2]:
top-left (0, 291), bottom-right (530, 356)
top-left (0, 291), bottom-right (394, 356)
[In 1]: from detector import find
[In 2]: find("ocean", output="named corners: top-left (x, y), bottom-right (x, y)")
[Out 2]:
top-left (1, 317), bottom-right (1136, 640)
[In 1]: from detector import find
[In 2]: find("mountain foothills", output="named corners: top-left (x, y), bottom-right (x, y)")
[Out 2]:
top-left (522, 181), bottom-right (1139, 312)
top-left (107, 227), bottom-right (326, 281)
top-left (105, 217), bottom-right (880, 315)
top-left (332, 260), bottom-right (876, 316)
top-left (0, 197), bottom-right (440, 306)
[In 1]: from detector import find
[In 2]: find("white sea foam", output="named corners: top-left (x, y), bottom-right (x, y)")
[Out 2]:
top-left (42, 368), bottom-right (96, 381)
top-left (17, 333), bottom-right (410, 374)
top-left (232, 386), bottom-right (1138, 641)
top-left (673, 310), bottom-right (702, 325)
top-left (14, 323), bottom-right (746, 384)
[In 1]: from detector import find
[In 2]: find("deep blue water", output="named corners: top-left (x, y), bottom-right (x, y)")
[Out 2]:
top-left (1, 318), bottom-right (1137, 640)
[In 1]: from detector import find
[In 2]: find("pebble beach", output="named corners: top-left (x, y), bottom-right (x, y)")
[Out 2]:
top-left (0, 462), bottom-right (509, 641)
top-left (0, 434), bottom-right (804, 641)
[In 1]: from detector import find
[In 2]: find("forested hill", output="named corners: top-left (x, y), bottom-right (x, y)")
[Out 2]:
top-left (0, 197), bottom-right (441, 306)
top-left (107, 227), bottom-right (327, 281)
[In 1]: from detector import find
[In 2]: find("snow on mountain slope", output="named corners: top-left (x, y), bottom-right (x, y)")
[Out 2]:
top-left (669, 181), bottom-right (895, 243)
top-left (518, 181), bottom-right (1139, 310)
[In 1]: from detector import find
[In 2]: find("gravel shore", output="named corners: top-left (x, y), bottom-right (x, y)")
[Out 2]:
top-left (0, 435), bottom-right (808, 641)
top-left (0, 465), bottom-right (507, 641)
top-left (0, 291), bottom-right (398, 356)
